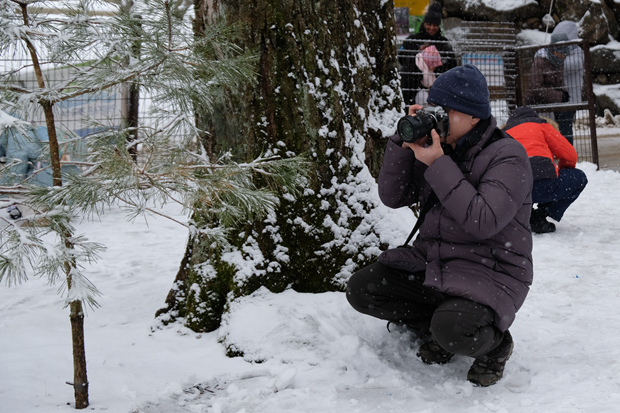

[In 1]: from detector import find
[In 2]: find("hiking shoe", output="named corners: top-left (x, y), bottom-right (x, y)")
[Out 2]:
top-left (467, 331), bottom-right (514, 387)
top-left (417, 340), bottom-right (454, 364)
top-left (530, 208), bottom-right (555, 234)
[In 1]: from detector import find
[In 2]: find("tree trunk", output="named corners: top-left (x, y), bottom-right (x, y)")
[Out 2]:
top-left (21, 2), bottom-right (91, 404)
top-left (65, 236), bottom-right (89, 409)
top-left (158, 0), bottom-right (402, 333)
top-left (121, 5), bottom-right (141, 162)
top-left (69, 300), bottom-right (89, 409)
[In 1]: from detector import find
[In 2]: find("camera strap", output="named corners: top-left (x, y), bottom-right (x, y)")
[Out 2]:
top-left (403, 191), bottom-right (438, 246)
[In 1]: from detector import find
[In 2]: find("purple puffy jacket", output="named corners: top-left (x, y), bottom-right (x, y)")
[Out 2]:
top-left (378, 117), bottom-right (533, 331)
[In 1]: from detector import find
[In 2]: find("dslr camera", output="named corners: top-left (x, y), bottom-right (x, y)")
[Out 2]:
top-left (397, 106), bottom-right (450, 144)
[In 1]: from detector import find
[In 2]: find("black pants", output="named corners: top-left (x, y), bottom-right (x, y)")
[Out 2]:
top-left (532, 168), bottom-right (588, 222)
top-left (346, 261), bottom-right (505, 358)
top-left (555, 110), bottom-right (575, 145)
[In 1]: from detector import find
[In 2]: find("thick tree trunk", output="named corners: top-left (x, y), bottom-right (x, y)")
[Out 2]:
top-left (158, 0), bottom-right (402, 333)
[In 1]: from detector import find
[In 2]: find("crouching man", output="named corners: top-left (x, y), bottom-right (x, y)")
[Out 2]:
top-left (346, 65), bottom-right (534, 386)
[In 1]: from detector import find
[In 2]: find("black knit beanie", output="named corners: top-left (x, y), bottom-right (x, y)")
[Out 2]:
top-left (427, 64), bottom-right (492, 119)
top-left (423, 2), bottom-right (442, 26)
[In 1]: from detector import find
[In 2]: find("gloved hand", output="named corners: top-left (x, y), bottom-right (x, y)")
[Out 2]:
top-left (561, 90), bottom-right (570, 103)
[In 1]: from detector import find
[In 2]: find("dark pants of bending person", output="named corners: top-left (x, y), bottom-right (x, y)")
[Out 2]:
top-left (346, 261), bottom-right (505, 358)
top-left (532, 167), bottom-right (588, 222)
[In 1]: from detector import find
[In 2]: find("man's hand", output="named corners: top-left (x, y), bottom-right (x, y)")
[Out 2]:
top-left (402, 129), bottom-right (444, 166)
top-left (402, 105), bottom-right (444, 166)
top-left (408, 104), bottom-right (423, 115)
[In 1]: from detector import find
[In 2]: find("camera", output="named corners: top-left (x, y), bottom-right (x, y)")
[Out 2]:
top-left (397, 106), bottom-right (450, 144)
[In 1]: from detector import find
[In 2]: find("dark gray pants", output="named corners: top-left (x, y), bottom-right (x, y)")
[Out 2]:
top-left (346, 261), bottom-right (505, 358)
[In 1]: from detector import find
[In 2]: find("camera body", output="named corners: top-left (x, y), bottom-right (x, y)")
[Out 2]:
top-left (397, 106), bottom-right (450, 144)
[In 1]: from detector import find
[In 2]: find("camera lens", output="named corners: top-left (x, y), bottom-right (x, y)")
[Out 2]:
top-left (397, 114), bottom-right (434, 143)
top-left (397, 118), bottom-right (415, 142)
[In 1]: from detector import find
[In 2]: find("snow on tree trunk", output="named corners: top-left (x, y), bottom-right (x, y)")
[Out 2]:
top-left (157, 0), bottom-right (402, 333)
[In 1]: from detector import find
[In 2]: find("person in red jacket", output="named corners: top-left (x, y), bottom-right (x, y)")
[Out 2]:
top-left (503, 106), bottom-right (588, 233)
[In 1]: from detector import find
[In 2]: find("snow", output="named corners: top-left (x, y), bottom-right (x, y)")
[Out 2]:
top-left (592, 40), bottom-right (620, 51)
top-left (462, 0), bottom-right (538, 12)
top-left (1, 1), bottom-right (620, 409)
top-left (595, 83), bottom-right (620, 108)
top-left (517, 29), bottom-right (554, 46)
top-left (2, 156), bottom-right (620, 412)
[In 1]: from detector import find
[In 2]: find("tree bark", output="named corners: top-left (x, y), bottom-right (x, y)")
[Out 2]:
top-left (158, 0), bottom-right (401, 333)
top-left (66, 238), bottom-right (89, 409)
top-left (121, 5), bottom-right (141, 162)
top-left (69, 300), bottom-right (89, 409)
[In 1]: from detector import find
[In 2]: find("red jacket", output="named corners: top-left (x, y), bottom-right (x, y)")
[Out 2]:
top-left (504, 107), bottom-right (577, 180)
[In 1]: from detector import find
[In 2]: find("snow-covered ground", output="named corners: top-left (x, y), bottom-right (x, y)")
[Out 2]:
top-left (2, 154), bottom-right (620, 412)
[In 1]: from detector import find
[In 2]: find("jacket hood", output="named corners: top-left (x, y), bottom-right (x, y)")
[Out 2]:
top-left (503, 106), bottom-right (546, 131)
top-left (553, 21), bottom-right (579, 41)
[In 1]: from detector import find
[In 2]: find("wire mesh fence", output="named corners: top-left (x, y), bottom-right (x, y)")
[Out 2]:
top-left (455, 22), bottom-right (518, 124)
top-left (516, 40), bottom-right (599, 165)
top-left (0, 55), bottom-right (170, 174)
top-left (396, 22), bottom-right (518, 125)
top-left (396, 22), bottom-right (599, 167)
top-left (3, 61), bottom-right (150, 147)
top-left (3, 21), bottom-right (600, 172)
top-left (397, 38), bottom-right (458, 107)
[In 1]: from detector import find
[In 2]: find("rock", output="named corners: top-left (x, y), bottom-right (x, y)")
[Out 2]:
top-left (603, 108), bottom-right (617, 125)
top-left (443, 0), bottom-right (542, 23)
top-left (595, 94), bottom-right (620, 117)
top-left (442, 0), bottom-right (618, 45)
top-left (590, 46), bottom-right (620, 77)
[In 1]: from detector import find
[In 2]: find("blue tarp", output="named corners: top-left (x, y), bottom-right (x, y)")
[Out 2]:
top-left (0, 125), bottom-right (81, 187)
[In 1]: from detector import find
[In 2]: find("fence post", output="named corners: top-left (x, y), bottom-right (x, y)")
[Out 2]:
top-left (582, 41), bottom-right (600, 169)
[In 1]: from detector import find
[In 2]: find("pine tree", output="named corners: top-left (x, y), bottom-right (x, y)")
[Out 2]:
top-left (0, 0), bottom-right (306, 408)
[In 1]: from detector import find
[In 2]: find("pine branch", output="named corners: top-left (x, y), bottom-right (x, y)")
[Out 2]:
top-left (0, 0), bottom-right (306, 305)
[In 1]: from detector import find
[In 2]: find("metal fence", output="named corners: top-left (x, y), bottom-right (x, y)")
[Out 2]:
top-left (396, 22), bottom-right (517, 125)
top-left (456, 22), bottom-right (518, 122)
top-left (516, 40), bottom-right (599, 166)
top-left (396, 22), bottom-right (599, 167)
top-left (0, 59), bottom-right (158, 163)
top-left (3, 22), bottom-right (600, 168)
